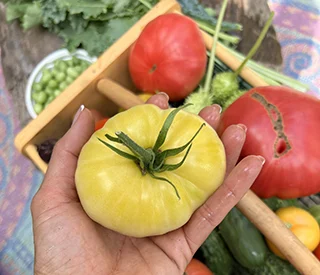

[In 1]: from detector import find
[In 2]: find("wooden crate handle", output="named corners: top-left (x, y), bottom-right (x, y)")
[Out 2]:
top-left (97, 78), bottom-right (145, 109)
top-left (97, 77), bottom-right (320, 274)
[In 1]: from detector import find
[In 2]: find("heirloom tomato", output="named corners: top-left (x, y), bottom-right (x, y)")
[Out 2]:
top-left (75, 104), bottom-right (226, 237)
top-left (185, 258), bottom-right (214, 275)
top-left (267, 207), bottom-right (320, 259)
top-left (219, 86), bottom-right (320, 199)
top-left (94, 118), bottom-right (109, 131)
top-left (314, 242), bottom-right (320, 260)
top-left (129, 13), bottom-right (207, 102)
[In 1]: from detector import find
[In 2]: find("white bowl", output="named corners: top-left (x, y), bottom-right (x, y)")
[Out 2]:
top-left (25, 49), bottom-right (97, 119)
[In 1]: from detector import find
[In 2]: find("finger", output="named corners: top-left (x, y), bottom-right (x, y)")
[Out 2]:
top-left (198, 104), bottom-right (222, 130)
top-left (43, 106), bottom-right (95, 191)
top-left (221, 124), bottom-right (247, 176)
top-left (146, 93), bottom-right (169, 109)
top-left (183, 155), bottom-right (265, 254)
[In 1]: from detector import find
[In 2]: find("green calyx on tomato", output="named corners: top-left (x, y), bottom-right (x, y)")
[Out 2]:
top-left (98, 104), bottom-right (205, 199)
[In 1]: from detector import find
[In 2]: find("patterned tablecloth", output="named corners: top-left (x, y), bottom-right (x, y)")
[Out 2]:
top-left (1, 0), bottom-right (320, 274)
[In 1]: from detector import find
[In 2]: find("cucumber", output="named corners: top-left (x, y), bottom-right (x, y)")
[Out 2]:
top-left (200, 229), bottom-right (234, 275)
top-left (251, 252), bottom-right (299, 275)
top-left (219, 207), bottom-right (268, 268)
top-left (308, 205), bottom-right (320, 224)
top-left (263, 197), bottom-right (303, 211)
top-left (232, 252), bottom-right (299, 275)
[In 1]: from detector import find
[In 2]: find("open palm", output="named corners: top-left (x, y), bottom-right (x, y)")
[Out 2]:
top-left (31, 94), bottom-right (264, 275)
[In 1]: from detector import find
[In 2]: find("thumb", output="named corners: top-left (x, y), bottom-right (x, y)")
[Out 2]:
top-left (43, 105), bottom-right (95, 191)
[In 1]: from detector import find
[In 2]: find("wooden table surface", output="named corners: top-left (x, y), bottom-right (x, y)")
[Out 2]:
top-left (0, 0), bottom-right (282, 127)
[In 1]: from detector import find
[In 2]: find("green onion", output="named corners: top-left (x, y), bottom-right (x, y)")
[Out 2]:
top-left (195, 19), bottom-right (240, 45)
top-left (219, 43), bottom-right (309, 92)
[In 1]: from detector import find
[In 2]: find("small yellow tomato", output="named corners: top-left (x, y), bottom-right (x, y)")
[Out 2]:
top-left (267, 206), bottom-right (320, 259)
top-left (75, 104), bottom-right (226, 237)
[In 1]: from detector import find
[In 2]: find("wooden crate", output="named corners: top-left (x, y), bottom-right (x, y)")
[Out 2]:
top-left (13, 0), bottom-right (320, 274)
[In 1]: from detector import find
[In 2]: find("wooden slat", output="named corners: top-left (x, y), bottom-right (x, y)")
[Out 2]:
top-left (24, 144), bottom-right (47, 174)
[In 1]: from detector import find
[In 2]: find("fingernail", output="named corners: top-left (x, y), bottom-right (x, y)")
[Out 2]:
top-left (211, 104), bottom-right (222, 114)
top-left (158, 92), bottom-right (170, 101)
top-left (237, 124), bottom-right (247, 133)
top-left (72, 105), bottom-right (85, 126)
top-left (256, 155), bottom-right (266, 165)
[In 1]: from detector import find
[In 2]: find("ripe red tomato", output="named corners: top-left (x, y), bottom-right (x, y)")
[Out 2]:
top-left (129, 13), bottom-right (207, 102)
top-left (95, 118), bottom-right (109, 131)
top-left (185, 259), bottom-right (213, 275)
top-left (314, 242), bottom-right (320, 260)
top-left (219, 86), bottom-right (320, 199)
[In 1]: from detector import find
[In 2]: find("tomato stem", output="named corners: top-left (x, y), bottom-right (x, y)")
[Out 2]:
top-left (234, 12), bottom-right (274, 77)
top-left (97, 105), bottom-right (205, 200)
top-left (203, 0), bottom-right (229, 94)
top-left (149, 64), bottom-right (157, 74)
top-left (153, 104), bottom-right (192, 152)
top-left (284, 222), bottom-right (292, 229)
top-left (138, 0), bottom-right (153, 10)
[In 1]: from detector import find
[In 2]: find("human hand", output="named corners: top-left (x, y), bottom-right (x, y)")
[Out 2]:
top-left (31, 94), bottom-right (264, 275)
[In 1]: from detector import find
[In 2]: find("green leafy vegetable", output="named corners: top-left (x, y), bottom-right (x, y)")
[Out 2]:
top-left (55, 0), bottom-right (109, 19)
top-left (59, 16), bottom-right (139, 56)
top-left (41, 0), bottom-right (67, 28)
top-left (5, 1), bottom-right (42, 30)
top-left (177, 0), bottom-right (242, 31)
top-left (6, 4), bottom-right (30, 21)
top-left (22, 1), bottom-right (42, 30)
top-left (4, 0), bottom-right (152, 56)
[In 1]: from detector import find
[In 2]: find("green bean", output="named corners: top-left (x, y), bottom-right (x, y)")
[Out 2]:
top-left (47, 79), bottom-right (58, 89)
top-left (33, 82), bottom-right (42, 92)
top-left (66, 59), bottom-right (74, 67)
top-left (65, 76), bottom-right (74, 85)
top-left (72, 56), bottom-right (81, 66)
top-left (75, 66), bottom-right (82, 74)
top-left (45, 87), bottom-right (55, 95)
top-left (54, 60), bottom-right (63, 67)
top-left (35, 92), bottom-right (48, 104)
top-left (67, 67), bottom-right (79, 79)
top-left (41, 69), bottom-right (51, 85)
top-left (56, 72), bottom-right (66, 82)
top-left (34, 103), bottom-right (43, 114)
top-left (81, 60), bottom-right (90, 67)
top-left (31, 91), bottom-right (39, 101)
top-left (54, 90), bottom-right (61, 97)
top-left (59, 82), bottom-right (68, 91)
top-left (58, 61), bottom-right (68, 72)
top-left (51, 68), bottom-right (60, 79)
top-left (47, 95), bottom-right (55, 104)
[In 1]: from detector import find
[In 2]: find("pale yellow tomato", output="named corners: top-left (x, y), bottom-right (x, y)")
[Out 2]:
top-left (75, 104), bottom-right (226, 237)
